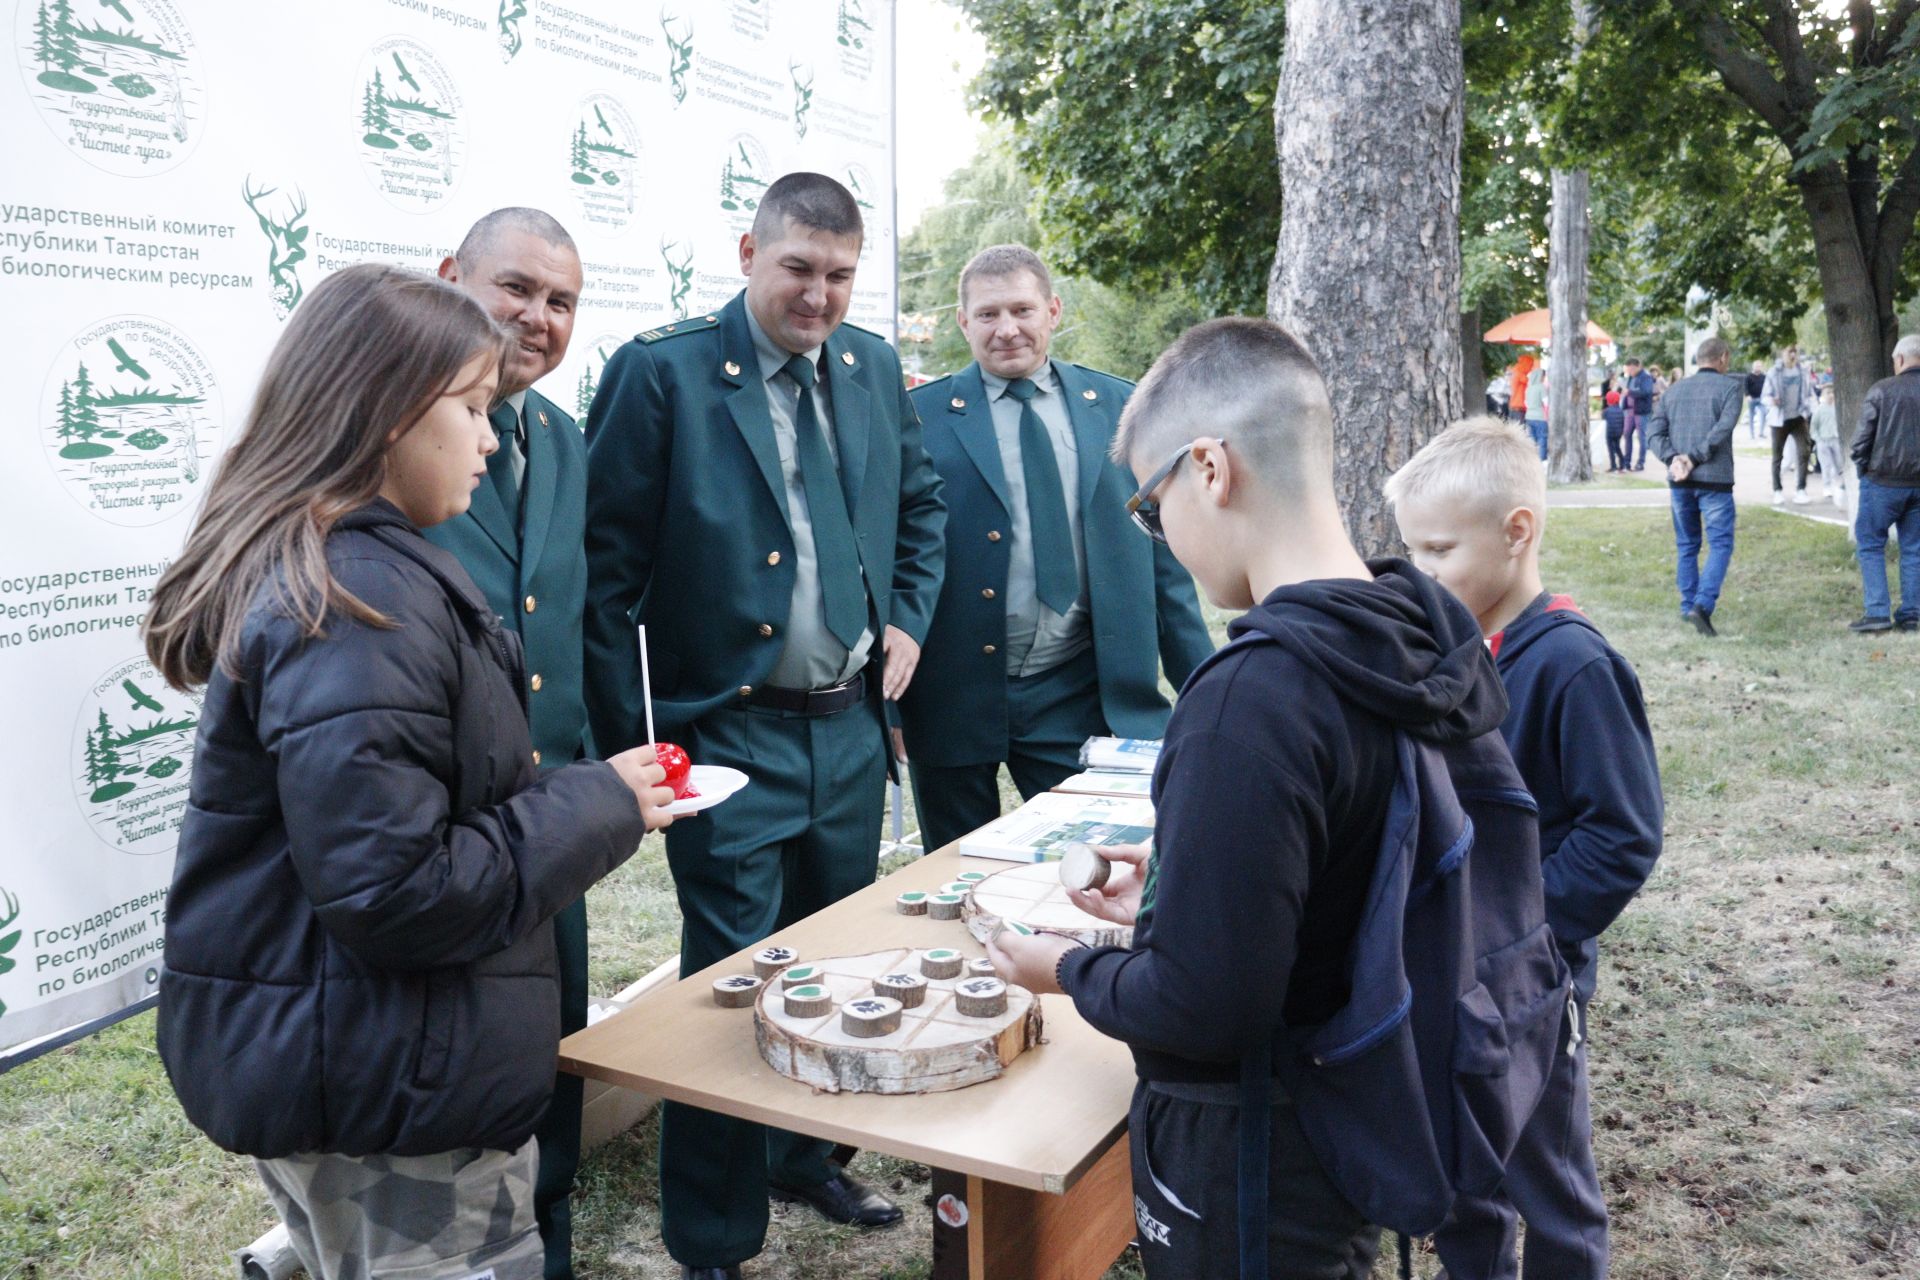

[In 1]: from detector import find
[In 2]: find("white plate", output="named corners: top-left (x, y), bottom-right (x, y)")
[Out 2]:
top-left (665, 765), bottom-right (749, 817)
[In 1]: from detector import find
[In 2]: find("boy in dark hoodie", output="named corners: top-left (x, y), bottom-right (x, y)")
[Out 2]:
top-left (1387, 416), bottom-right (1663, 1280)
top-left (987, 318), bottom-right (1516, 1279)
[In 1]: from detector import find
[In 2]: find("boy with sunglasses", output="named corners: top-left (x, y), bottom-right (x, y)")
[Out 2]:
top-left (990, 317), bottom-right (1518, 1277)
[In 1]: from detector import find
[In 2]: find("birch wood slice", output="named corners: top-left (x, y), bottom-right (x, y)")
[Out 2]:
top-left (753, 947), bottom-right (1044, 1094)
top-left (962, 861), bottom-right (1135, 948)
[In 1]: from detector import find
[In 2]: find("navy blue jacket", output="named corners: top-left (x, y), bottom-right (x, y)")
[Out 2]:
top-left (1060, 563), bottom-right (1511, 1083)
top-left (899, 362), bottom-right (1214, 766)
top-left (1489, 593), bottom-right (1662, 999)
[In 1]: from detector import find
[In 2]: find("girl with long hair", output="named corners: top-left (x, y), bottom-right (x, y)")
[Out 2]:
top-left (144, 263), bottom-right (674, 1280)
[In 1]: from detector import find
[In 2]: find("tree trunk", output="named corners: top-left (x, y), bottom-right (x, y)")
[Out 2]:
top-left (1462, 305), bottom-right (1486, 417)
top-left (1268, 0), bottom-right (1464, 557)
top-left (1796, 168), bottom-right (1897, 453)
top-left (1547, 167), bottom-right (1593, 482)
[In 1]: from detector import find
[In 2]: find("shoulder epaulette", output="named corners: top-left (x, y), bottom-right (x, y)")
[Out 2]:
top-left (634, 313), bottom-right (723, 344)
top-left (1061, 361), bottom-right (1137, 391)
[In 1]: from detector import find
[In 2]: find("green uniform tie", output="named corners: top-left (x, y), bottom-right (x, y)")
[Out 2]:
top-left (784, 354), bottom-right (866, 650)
top-left (1006, 377), bottom-right (1077, 614)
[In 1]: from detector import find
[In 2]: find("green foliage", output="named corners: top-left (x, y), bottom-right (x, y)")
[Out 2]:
top-left (958, 0), bottom-right (1284, 314)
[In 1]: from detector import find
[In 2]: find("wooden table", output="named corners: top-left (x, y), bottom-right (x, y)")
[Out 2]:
top-left (559, 846), bottom-right (1138, 1280)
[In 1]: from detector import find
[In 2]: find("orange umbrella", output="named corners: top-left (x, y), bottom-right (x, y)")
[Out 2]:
top-left (1483, 308), bottom-right (1613, 346)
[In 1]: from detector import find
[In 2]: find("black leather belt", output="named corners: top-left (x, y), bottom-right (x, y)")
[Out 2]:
top-left (744, 669), bottom-right (867, 716)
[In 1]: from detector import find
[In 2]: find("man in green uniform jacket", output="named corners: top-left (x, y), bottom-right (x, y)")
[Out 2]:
top-left (583, 174), bottom-right (946, 1280)
top-left (900, 245), bottom-right (1213, 851)
top-left (422, 208), bottom-right (595, 1280)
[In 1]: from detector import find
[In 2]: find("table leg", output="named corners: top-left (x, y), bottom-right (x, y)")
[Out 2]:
top-left (930, 1136), bottom-right (1134, 1280)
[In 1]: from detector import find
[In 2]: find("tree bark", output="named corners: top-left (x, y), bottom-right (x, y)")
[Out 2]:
top-left (1797, 167), bottom-right (1898, 451)
top-left (1462, 305), bottom-right (1486, 418)
top-left (1268, 0), bottom-right (1464, 557)
top-left (1547, 167), bottom-right (1593, 482)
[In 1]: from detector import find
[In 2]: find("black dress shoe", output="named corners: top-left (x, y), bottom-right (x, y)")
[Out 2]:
top-left (769, 1171), bottom-right (904, 1228)
top-left (680, 1267), bottom-right (741, 1280)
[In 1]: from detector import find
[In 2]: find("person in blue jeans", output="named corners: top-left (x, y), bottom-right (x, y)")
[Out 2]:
top-left (1848, 335), bottom-right (1920, 633)
top-left (1524, 359), bottom-right (1549, 461)
top-left (1646, 338), bottom-right (1745, 637)
top-left (1623, 359), bottom-right (1656, 469)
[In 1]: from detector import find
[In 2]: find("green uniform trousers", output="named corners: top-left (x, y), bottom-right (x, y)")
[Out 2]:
top-left (909, 647), bottom-right (1109, 854)
top-left (533, 896), bottom-right (588, 1279)
top-left (657, 695), bottom-right (887, 1268)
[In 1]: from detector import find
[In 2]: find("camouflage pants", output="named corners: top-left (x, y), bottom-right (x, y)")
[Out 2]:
top-left (255, 1138), bottom-right (544, 1280)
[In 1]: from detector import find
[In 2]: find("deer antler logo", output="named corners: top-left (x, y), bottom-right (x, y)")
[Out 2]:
top-left (242, 178), bottom-right (310, 320)
top-left (660, 237), bottom-right (694, 317)
top-left (0, 886), bottom-right (21, 1017)
top-left (789, 61), bottom-right (814, 138)
top-left (661, 11), bottom-right (693, 104)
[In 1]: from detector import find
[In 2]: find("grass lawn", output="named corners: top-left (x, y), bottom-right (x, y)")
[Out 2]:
top-left (2, 506), bottom-right (1914, 1278)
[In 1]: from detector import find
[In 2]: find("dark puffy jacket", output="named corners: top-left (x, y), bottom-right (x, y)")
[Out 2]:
top-left (1851, 367), bottom-right (1920, 486)
top-left (158, 500), bottom-right (648, 1158)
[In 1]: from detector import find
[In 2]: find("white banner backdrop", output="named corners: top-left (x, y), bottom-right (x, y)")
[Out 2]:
top-left (0, 0), bottom-right (897, 1057)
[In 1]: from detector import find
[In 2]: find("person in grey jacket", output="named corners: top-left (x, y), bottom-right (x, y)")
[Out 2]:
top-left (1647, 337), bottom-right (1744, 636)
top-left (1848, 334), bottom-right (1920, 632)
top-left (1763, 345), bottom-right (1817, 503)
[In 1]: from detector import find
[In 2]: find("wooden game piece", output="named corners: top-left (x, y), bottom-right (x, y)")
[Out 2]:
top-left (955, 976), bottom-right (1010, 1018)
top-left (940, 881), bottom-right (974, 896)
top-left (920, 948), bottom-right (963, 979)
top-left (873, 971), bottom-right (928, 1007)
top-left (927, 893), bottom-right (966, 920)
top-left (964, 862), bottom-right (1133, 948)
top-left (1059, 841), bottom-right (1112, 892)
top-left (752, 945), bottom-right (798, 980)
top-left (783, 984), bottom-right (834, 1018)
top-left (753, 948), bottom-right (1045, 1094)
top-left (712, 974), bottom-right (763, 1008)
top-left (967, 958), bottom-right (998, 979)
top-left (779, 964), bottom-right (823, 989)
top-left (954, 870), bottom-right (988, 884)
top-left (841, 996), bottom-right (904, 1038)
top-left (895, 890), bottom-right (929, 915)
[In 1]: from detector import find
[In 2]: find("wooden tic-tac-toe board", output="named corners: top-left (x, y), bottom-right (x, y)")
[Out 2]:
top-left (753, 948), bottom-right (1044, 1094)
top-left (961, 861), bottom-right (1135, 948)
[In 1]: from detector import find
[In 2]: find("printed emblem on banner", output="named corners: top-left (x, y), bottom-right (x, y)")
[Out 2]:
top-left (573, 332), bottom-right (625, 431)
top-left (0, 884), bottom-right (20, 1021)
top-left (240, 175), bottom-right (310, 320)
top-left (40, 315), bottom-right (221, 526)
top-left (657, 238), bottom-right (694, 317)
top-left (718, 132), bottom-right (771, 227)
top-left (72, 655), bottom-right (202, 855)
top-left (353, 36), bottom-right (465, 212)
top-left (497, 0), bottom-right (526, 62)
top-left (789, 60), bottom-right (814, 139)
top-left (14, 0), bottom-right (205, 175)
top-left (835, 0), bottom-right (874, 79)
top-left (568, 94), bottom-right (640, 232)
top-left (659, 7), bottom-right (692, 104)
top-left (726, 0), bottom-right (768, 41)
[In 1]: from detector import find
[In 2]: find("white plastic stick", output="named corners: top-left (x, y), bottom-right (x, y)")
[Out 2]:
top-left (638, 623), bottom-right (657, 748)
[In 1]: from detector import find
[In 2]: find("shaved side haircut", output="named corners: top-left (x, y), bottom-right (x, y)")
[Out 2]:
top-left (750, 172), bottom-right (864, 242)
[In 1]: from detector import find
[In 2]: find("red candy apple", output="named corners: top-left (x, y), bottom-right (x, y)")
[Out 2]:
top-left (654, 742), bottom-right (694, 799)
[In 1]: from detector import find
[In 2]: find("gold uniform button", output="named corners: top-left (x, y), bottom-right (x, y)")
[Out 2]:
top-left (738, 685), bottom-right (754, 698)
top-left (986, 530), bottom-right (1002, 543)
top-left (523, 595), bottom-right (537, 614)
top-left (530, 674), bottom-right (543, 692)
top-left (981, 588), bottom-right (996, 600)
top-left (757, 623), bottom-right (774, 637)
top-left (983, 644), bottom-right (997, 655)
top-left (950, 397), bottom-right (966, 409)
top-left (767, 551), bottom-right (781, 566)
top-left (531, 750), bottom-right (542, 766)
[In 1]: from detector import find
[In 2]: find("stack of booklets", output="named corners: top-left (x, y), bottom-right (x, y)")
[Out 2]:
top-left (1054, 770), bottom-right (1153, 797)
top-left (958, 791), bottom-right (1156, 863)
top-left (1077, 736), bottom-right (1162, 773)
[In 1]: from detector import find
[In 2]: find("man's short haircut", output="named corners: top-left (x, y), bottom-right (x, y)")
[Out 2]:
top-left (750, 172), bottom-right (864, 242)
top-left (1892, 334), bottom-right (1920, 363)
top-left (1696, 336), bottom-right (1731, 367)
top-left (1384, 416), bottom-right (1547, 525)
top-left (1626, 357), bottom-right (1642, 368)
top-left (959, 244), bottom-right (1052, 309)
top-left (1113, 316), bottom-right (1334, 501)
top-left (455, 207), bottom-right (576, 266)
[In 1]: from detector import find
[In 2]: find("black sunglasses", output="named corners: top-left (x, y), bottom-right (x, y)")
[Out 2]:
top-left (1125, 438), bottom-right (1221, 542)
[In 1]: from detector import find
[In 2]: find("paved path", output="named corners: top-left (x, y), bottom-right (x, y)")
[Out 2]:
top-left (1546, 418), bottom-right (1850, 530)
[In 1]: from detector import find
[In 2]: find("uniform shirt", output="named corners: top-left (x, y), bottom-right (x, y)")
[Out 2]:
top-left (981, 361), bottom-right (1091, 676)
top-left (746, 306), bottom-right (875, 689)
